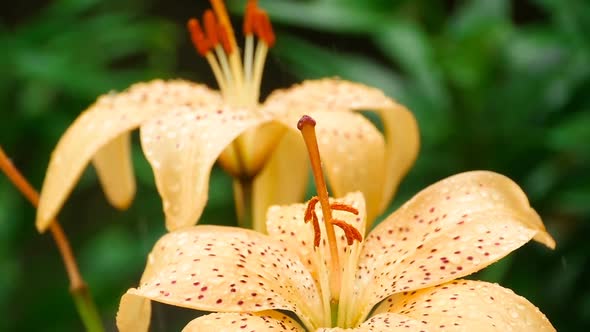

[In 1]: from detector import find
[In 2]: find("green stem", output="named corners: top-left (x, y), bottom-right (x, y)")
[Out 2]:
top-left (71, 284), bottom-right (105, 332)
top-left (233, 178), bottom-right (255, 230)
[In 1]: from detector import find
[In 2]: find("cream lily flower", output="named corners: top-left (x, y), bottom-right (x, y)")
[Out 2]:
top-left (117, 175), bottom-right (555, 331)
top-left (35, 0), bottom-right (418, 233)
top-left (117, 119), bottom-right (555, 331)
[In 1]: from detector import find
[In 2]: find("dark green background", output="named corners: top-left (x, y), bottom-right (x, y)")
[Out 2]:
top-left (1, 0), bottom-right (589, 330)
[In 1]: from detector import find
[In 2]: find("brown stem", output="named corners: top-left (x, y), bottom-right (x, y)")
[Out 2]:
top-left (0, 146), bottom-right (84, 290)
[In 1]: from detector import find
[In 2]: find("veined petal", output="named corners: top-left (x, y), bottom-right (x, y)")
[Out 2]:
top-left (266, 193), bottom-right (366, 289)
top-left (140, 106), bottom-right (267, 230)
top-left (182, 311), bottom-right (306, 331)
top-left (352, 171), bottom-right (555, 325)
top-left (251, 130), bottom-right (309, 233)
top-left (373, 279), bottom-right (555, 331)
top-left (36, 79), bottom-right (222, 232)
top-left (116, 293), bottom-right (151, 332)
top-left (125, 225), bottom-right (323, 330)
top-left (318, 313), bottom-right (431, 332)
top-left (262, 78), bottom-right (419, 223)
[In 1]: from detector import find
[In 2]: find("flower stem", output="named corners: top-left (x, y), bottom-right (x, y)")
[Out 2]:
top-left (0, 146), bottom-right (105, 332)
top-left (71, 285), bottom-right (104, 332)
top-left (233, 177), bottom-right (255, 231)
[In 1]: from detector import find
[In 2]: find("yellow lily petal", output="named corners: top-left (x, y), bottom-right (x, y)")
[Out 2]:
top-left (266, 192), bottom-right (366, 287)
top-left (92, 133), bottom-right (135, 210)
top-left (251, 130), bottom-right (309, 232)
top-left (374, 279), bottom-right (555, 331)
top-left (352, 171), bottom-right (555, 323)
top-left (263, 78), bottom-right (419, 222)
top-left (36, 79), bottom-right (222, 232)
top-left (116, 293), bottom-right (151, 332)
top-left (182, 311), bottom-right (305, 331)
top-left (125, 225), bottom-right (323, 330)
top-left (319, 313), bottom-right (430, 332)
top-left (140, 107), bottom-right (267, 230)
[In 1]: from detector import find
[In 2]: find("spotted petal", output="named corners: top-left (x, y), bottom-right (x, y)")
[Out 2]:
top-left (262, 78), bottom-right (419, 223)
top-left (36, 79), bottom-right (222, 232)
top-left (182, 311), bottom-right (306, 331)
top-left (373, 280), bottom-right (555, 331)
top-left (140, 107), bottom-right (267, 230)
top-left (351, 171), bottom-right (555, 325)
top-left (122, 225), bottom-right (323, 330)
top-left (319, 313), bottom-right (431, 332)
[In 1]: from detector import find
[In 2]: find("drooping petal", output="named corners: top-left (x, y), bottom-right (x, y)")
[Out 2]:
top-left (182, 311), bottom-right (306, 331)
top-left (318, 313), bottom-right (431, 332)
top-left (116, 293), bottom-right (151, 332)
top-left (140, 107), bottom-right (267, 230)
top-left (125, 225), bottom-right (323, 330)
top-left (266, 193), bottom-right (366, 289)
top-left (351, 171), bottom-right (555, 325)
top-left (36, 79), bottom-right (222, 232)
top-left (262, 78), bottom-right (419, 223)
top-left (250, 130), bottom-right (309, 232)
top-left (92, 133), bottom-right (135, 209)
top-left (373, 279), bottom-right (555, 331)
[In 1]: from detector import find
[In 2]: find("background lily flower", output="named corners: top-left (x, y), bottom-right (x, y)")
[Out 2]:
top-left (35, 0), bottom-right (419, 233)
top-left (117, 171), bottom-right (555, 331)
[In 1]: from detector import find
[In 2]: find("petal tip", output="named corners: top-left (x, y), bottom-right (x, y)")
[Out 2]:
top-left (35, 211), bottom-right (52, 233)
top-left (535, 231), bottom-right (556, 250)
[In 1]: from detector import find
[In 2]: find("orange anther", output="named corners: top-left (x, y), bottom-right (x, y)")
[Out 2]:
top-left (218, 25), bottom-right (232, 54)
top-left (258, 10), bottom-right (275, 47)
top-left (330, 219), bottom-right (363, 245)
top-left (187, 18), bottom-right (211, 56)
top-left (203, 10), bottom-right (219, 46)
top-left (304, 196), bottom-right (319, 222)
top-left (330, 203), bottom-right (359, 215)
top-left (243, 0), bottom-right (258, 35)
top-left (304, 197), bottom-right (321, 247)
top-left (311, 211), bottom-right (321, 248)
top-left (210, 0), bottom-right (238, 56)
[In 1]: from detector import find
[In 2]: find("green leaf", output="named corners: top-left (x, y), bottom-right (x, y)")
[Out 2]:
top-left (229, 0), bottom-right (390, 33)
top-left (547, 111), bottom-right (590, 156)
top-left (274, 33), bottom-right (407, 99)
top-left (373, 20), bottom-right (450, 112)
top-left (448, 0), bottom-right (510, 39)
top-left (553, 186), bottom-right (590, 215)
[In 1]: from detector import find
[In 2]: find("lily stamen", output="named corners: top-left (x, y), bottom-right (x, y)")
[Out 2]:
top-left (187, 0), bottom-right (274, 107)
top-left (304, 198), bottom-right (363, 247)
top-left (330, 219), bottom-right (363, 245)
top-left (303, 197), bottom-right (321, 247)
top-left (298, 115), bottom-right (364, 306)
top-left (330, 203), bottom-right (359, 216)
top-left (187, 18), bottom-right (227, 94)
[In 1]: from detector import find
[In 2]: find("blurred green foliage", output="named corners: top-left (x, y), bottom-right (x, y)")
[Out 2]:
top-left (1, 0), bottom-right (589, 330)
